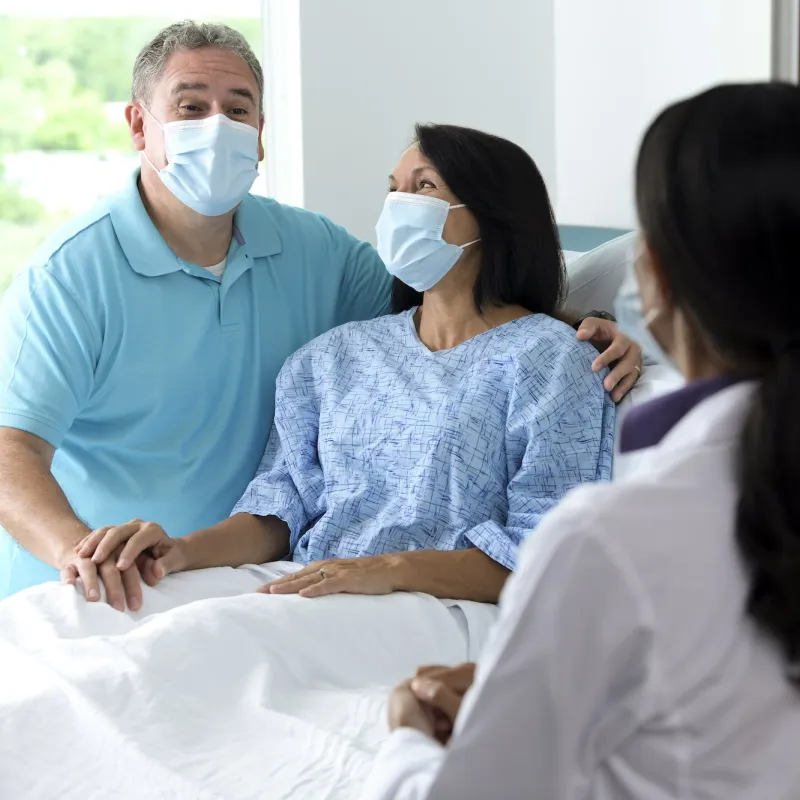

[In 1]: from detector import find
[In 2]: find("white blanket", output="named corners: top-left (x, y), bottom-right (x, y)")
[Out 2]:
top-left (0, 564), bottom-right (497, 800)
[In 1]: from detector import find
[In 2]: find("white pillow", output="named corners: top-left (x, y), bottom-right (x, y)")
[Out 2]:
top-left (564, 231), bottom-right (636, 314)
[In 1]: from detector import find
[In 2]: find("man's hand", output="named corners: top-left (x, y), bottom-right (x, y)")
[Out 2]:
top-left (59, 546), bottom-right (143, 612)
top-left (388, 663), bottom-right (477, 743)
top-left (73, 520), bottom-right (188, 590)
top-left (261, 554), bottom-right (400, 598)
top-left (576, 317), bottom-right (643, 402)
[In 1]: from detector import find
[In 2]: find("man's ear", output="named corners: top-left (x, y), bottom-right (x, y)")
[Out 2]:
top-left (257, 114), bottom-right (266, 163)
top-left (126, 102), bottom-right (146, 153)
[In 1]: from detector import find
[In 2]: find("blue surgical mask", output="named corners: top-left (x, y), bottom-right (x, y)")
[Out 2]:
top-left (143, 109), bottom-right (259, 216)
top-left (375, 192), bottom-right (480, 292)
top-left (615, 265), bottom-right (675, 369)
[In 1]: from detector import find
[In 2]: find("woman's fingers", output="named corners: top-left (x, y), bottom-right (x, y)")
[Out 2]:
top-left (115, 525), bottom-right (167, 570)
top-left (75, 526), bottom-right (112, 558)
top-left (415, 663), bottom-right (476, 693)
top-left (298, 574), bottom-right (348, 598)
top-left (90, 521), bottom-right (142, 564)
top-left (138, 555), bottom-right (160, 587)
top-left (410, 677), bottom-right (464, 721)
top-left (153, 547), bottom-right (184, 581)
top-left (265, 566), bottom-right (317, 587)
top-left (267, 571), bottom-right (325, 595)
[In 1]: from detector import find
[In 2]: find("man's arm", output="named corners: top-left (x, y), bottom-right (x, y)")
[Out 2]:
top-left (0, 268), bottom-right (138, 606)
top-left (0, 428), bottom-right (88, 569)
top-left (318, 216), bottom-right (393, 323)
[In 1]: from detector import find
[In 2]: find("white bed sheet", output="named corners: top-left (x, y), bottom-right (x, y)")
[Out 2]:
top-left (0, 563), bottom-right (497, 800)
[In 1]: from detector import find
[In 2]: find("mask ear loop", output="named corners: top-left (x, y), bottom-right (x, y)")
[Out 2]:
top-left (446, 204), bottom-right (480, 248)
top-left (139, 104), bottom-right (167, 175)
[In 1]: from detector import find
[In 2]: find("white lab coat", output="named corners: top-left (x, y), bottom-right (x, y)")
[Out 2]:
top-left (363, 383), bottom-right (800, 800)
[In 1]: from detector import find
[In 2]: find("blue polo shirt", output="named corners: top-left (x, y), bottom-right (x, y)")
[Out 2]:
top-left (0, 172), bottom-right (391, 597)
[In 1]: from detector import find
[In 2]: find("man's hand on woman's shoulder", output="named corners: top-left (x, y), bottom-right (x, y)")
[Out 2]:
top-left (576, 317), bottom-right (643, 402)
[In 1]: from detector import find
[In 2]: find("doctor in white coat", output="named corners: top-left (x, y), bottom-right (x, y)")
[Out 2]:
top-left (362, 82), bottom-right (800, 800)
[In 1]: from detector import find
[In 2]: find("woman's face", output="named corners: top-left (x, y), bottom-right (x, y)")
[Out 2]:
top-left (388, 144), bottom-right (480, 248)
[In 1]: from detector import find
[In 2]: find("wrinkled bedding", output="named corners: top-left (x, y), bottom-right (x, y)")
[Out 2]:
top-left (0, 563), bottom-right (497, 799)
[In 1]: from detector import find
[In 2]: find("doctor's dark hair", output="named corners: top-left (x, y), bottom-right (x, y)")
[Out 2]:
top-left (636, 83), bottom-right (800, 687)
top-left (391, 123), bottom-right (566, 314)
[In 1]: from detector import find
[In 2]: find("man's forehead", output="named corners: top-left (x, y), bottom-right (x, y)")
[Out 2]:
top-left (159, 49), bottom-right (258, 90)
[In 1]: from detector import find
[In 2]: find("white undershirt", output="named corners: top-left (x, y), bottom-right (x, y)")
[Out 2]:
top-left (203, 258), bottom-right (227, 279)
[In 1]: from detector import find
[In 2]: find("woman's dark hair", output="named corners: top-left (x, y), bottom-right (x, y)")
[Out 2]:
top-left (391, 123), bottom-right (565, 314)
top-left (636, 83), bottom-right (800, 686)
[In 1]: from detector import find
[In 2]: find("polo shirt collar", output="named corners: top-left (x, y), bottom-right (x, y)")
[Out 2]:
top-left (619, 375), bottom-right (742, 454)
top-left (109, 170), bottom-right (282, 278)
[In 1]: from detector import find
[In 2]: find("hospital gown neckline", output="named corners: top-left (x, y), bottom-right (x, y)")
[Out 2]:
top-left (404, 307), bottom-right (536, 356)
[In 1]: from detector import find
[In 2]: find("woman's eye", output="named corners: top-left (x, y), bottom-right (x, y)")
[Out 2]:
top-left (417, 179), bottom-right (436, 191)
top-left (387, 187), bottom-right (397, 193)
top-left (230, 108), bottom-right (248, 116)
top-left (180, 105), bottom-right (201, 113)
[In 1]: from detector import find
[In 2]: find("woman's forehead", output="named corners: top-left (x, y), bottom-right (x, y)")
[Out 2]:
top-left (393, 144), bottom-right (436, 175)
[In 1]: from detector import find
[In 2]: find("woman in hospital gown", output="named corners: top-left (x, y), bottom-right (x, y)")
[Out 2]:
top-left (363, 84), bottom-right (800, 800)
top-left (77, 124), bottom-right (616, 605)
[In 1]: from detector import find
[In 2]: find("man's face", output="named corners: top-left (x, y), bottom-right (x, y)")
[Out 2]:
top-left (131, 46), bottom-right (265, 168)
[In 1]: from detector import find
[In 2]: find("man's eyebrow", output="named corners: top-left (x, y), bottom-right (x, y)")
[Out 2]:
top-left (170, 83), bottom-right (256, 104)
top-left (171, 82), bottom-right (209, 94)
top-left (230, 87), bottom-right (256, 104)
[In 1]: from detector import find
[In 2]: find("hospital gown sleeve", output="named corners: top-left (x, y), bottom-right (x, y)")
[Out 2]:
top-left (361, 505), bottom-right (652, 800)
top-left (463, 343), bottom-right (615, 570)
top-left (318, 215), bottom-right (392, 323)
top-left (231, 350), bottom-right (326, 549)
top-left (0, 267), bottom-right (98, 448)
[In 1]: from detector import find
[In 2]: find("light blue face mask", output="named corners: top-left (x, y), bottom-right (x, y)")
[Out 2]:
top-left (375, 192), bottom-right (480, 292)
top-left (143, 109), bottom-right (259, 216)
top-left (615, 264), bottom-right (675, 369)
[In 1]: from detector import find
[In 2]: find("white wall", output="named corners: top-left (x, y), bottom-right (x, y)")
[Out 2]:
top-left (554, 0), bottom-right (773, 228)
top-left (298, 0), bottom-right (556, 243)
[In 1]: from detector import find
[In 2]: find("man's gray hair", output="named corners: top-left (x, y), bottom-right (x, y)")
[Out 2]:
top-left (132, 20), bottom-right (264, 111)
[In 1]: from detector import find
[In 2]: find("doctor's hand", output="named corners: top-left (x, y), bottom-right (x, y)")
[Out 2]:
top-left (73, 520), bottom-right (188, 589)
top-left (388, 662), bottom-right (477, 743)
top-left (59, 546), bottom-right (143, 612)
top-left (260, 554), bottom-right (399, 598)
top-left (576, 318), bottom-right (643, 402)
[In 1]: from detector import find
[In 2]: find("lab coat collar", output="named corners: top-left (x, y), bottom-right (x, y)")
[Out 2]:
top-left (110, 170), bottom-right (282, 278)
top-left (620, 376), bottom-right (743, 453)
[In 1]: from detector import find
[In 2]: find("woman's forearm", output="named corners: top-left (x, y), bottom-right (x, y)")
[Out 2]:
top-left (389, 548), bottom-right (510, 603)
top-left (182, 513), bottom-right (291, 571)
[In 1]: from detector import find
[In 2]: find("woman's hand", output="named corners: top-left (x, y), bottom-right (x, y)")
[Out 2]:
top-left (74, 519), bottom-right (188, 588)
top-left (576, 317), bottom-right (643, 402)
top-left (388, 663), bottom-right (477, 743)
top-left (260, 554), bottom-right (400, 598)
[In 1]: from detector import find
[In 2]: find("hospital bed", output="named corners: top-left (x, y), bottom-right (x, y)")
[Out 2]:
top-left (0, 233), bottom-right (678, 800)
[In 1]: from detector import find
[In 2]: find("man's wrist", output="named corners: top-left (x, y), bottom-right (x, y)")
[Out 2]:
top-left (52, 521), bottom-right (92, 569)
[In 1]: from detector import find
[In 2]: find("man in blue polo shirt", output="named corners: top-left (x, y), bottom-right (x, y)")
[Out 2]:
top-left (0, 22), bottom-right (391, 607)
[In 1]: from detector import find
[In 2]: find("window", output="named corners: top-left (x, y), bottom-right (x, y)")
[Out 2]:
top-left (0, 1), bottom-right (263, 297)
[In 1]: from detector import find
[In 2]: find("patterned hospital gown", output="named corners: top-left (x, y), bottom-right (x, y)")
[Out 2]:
top-left (233, 310), bottom-right (615, 570)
